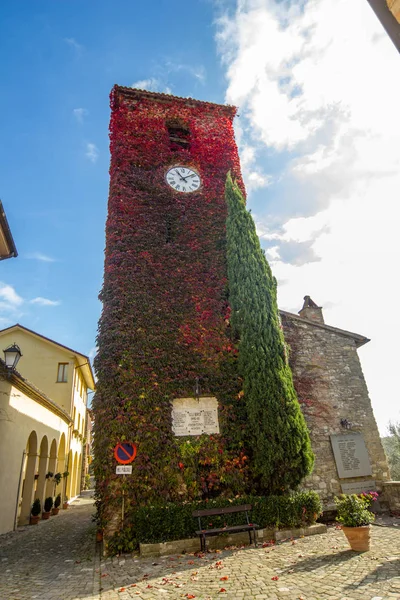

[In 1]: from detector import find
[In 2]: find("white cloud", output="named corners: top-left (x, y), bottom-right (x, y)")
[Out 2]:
top-left (29, 297), bottom-right (60, 307)
top-left (85, 142), bottom-right (99, 163)
top-left (0, 283), bottom-right (24, 327)
top-left (25, 252), bottom-right (56, 263)
top-left (131, 78), bottom-right (172, 94)
top-left (73, 108), bottom-right (88, 123)
top-left (239, 144), bottom-right (272, 192)
top-left (0, 283), bottom-right (23, 307)
top-left (88, 346), bottom-right (98, 362)
top-left (165, 61), bottom-right (207, 84)
top-left (216, 0), bottom-right (400, 432)
top-left (64, 37), bottom-right (83, 52)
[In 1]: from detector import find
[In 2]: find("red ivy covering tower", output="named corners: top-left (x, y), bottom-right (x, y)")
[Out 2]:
top-left (93, 87), bottom-right (250, 520)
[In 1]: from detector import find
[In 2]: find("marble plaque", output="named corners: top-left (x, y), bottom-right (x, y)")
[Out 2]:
top-left (341, 480), bottom-right (376, 495)
top-left (172, 397), bottom-right (219, 436)
top-left (330, 433), bottom-right (372, 479)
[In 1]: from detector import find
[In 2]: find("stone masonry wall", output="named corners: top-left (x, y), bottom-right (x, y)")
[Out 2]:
top-left (280, 311), bottom-right (389, 509)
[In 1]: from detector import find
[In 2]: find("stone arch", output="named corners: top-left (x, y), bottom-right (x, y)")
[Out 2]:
top-left (45, 439), bottom-right (58, 498)
top-left (71, 453), bottom-right (78, 498)
top-left (77, 453), bottom-right (82, 496)
top-left (19, 431), bottom-right (38, 526)
top-left (57, 433), bottom-right (66, 500)
top-left (35, 435), bottom-right (49, 507)
top-left (65, 449), bottom-right (73, 500)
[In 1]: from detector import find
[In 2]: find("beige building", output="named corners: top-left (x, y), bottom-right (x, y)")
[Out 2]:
top-left (0, 324), bottom-right (95, 534)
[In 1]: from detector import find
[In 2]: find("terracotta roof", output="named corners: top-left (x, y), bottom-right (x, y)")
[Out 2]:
top-left (0, 323), bottom-right (96, 389)
top-left (114, 85), bottom-right (237, 117)
top-left (279, 309), bottom-right (370, 348)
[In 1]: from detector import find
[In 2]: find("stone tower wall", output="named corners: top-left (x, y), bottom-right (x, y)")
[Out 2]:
top-left (280, 311), bottom-right (389, 508)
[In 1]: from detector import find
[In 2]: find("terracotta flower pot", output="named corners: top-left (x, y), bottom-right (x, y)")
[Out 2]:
top-left (30, 515), bottom-right (40, 525)
top-left (41, 511), bottom-right (51, 520)
top-left (63, 502), bottom-right (69, 510)
top-left (52, 507), bottom-right (60, 516)
top-left (342, 525), bottom-right (371, 552)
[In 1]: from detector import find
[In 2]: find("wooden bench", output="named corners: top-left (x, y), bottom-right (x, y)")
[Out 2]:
top-left (192, 504), bottom-right (258, 552)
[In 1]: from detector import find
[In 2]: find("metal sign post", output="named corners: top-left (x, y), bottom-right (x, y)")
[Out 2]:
top-left (113, 443), bottom-right (137, 528)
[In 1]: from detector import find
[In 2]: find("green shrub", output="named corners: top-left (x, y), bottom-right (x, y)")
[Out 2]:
top-left (225, 174), bottom-right (314, 494)
top-left (31, 498), bottom-right (41, 516)
top-left (107, 491), bottom-right (322, 554)
top-left (335, 493), bottom-right (376, 527)
top-left (54, 494), bottom-right (61, 509)
top-left (44, 496), bottom-right (53, 513)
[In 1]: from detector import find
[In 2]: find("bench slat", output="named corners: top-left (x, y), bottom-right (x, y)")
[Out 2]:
top-left (195, 523), bottom-right (259, 536)
top-left (192, 504), bottom-right (252, 518)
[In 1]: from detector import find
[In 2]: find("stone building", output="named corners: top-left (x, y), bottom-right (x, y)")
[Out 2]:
top-left (281, 296), bottom-right (396, 509)
top-left (95, 87), bottom-right (400, 523)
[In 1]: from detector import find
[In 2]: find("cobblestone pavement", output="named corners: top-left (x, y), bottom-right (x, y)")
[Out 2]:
top-left (0, 497), bottom-right (399, 600)
top-left (100, 517), bottom-right (400, 600)
top-left (0, 491), bottom-right (100, 600)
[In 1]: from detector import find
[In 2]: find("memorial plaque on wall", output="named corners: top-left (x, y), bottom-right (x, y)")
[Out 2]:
top-left (341, 480), bottom-right (376, 495)
top-left (172, 397), bottom-right (219, 436)
top-left (330, 433), bottom-right (372, 479)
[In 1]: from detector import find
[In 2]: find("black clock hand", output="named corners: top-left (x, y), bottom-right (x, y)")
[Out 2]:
top-left (175, 169), bottom-right (188, 182)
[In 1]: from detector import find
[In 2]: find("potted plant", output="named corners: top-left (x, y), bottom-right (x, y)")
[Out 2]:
top-left (63, 496), bottom-right (69, 510)
top-left (335, 492), bottom-right (377, 551)
top-left (52, 494), bottom-right (61, 515)
top-left (42, 496), bottom-right (53, 520)
top-left (30, 498), bottom-right (41, 525)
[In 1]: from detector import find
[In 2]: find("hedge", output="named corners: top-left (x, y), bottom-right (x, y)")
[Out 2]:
top-left (107, 490), bottom-right (322, 554)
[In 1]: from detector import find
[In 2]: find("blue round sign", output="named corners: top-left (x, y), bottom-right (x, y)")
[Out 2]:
top-left (114, 442), bottom-right (137, 464)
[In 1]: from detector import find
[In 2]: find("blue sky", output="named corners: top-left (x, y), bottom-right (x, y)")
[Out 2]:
top-left (1, 0), bottom-right (399, 434)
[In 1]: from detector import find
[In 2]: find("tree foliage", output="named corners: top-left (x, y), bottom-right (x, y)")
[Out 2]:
top-left (225, 173), bottom-right (314, 494)
top-left (382, 421), bottom-right (400, 480)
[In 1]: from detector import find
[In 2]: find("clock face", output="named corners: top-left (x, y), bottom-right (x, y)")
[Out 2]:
top-left (166, 166), bottom-right (201, 193)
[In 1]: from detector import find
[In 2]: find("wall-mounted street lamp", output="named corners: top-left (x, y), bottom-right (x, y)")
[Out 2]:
top-left (3, 343), bottom-right (22, 372)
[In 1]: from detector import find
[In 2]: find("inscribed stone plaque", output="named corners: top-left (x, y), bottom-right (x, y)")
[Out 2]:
top-left (341, 480), bottom-right (376, 495)
top-left (172, 397), bottom-right (219, 436)
top-left (330, 433), bottom-right (372, 479)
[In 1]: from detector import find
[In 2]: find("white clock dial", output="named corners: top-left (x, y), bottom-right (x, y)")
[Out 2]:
top-left (166, 166), bottom-right (201, 193)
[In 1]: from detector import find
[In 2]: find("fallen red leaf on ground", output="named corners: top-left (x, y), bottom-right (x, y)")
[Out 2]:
top-left (271, 576), bottom-right (279, 581)
top-left (219, 588), bottom-right (227, 593)
top-left (220, 576), bottom-right (229, 581)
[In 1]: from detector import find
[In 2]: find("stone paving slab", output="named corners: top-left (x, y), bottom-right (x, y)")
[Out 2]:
top-left (0, 495), bottom-right (399, 600)
top-left (99, 519), bottom-right (400, 600)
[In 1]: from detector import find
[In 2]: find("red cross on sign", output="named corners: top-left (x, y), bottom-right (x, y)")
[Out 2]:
top-left (114, 442), bottom-right (137, 465)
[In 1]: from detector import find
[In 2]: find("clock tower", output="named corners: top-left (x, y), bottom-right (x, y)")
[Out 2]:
top-left (94, 86), bottom-right (247, 511)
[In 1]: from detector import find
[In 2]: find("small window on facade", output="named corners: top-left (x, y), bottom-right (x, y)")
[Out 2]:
top-left (165, 214), bottom-right (176, 244)
top-left (167, 120), bottom-right (190, 151)
top-left (57, 363), bottom-right (68, 383)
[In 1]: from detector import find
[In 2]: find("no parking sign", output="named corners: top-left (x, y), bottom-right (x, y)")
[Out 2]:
top-left (113, 442), bottom-right (137, 465)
